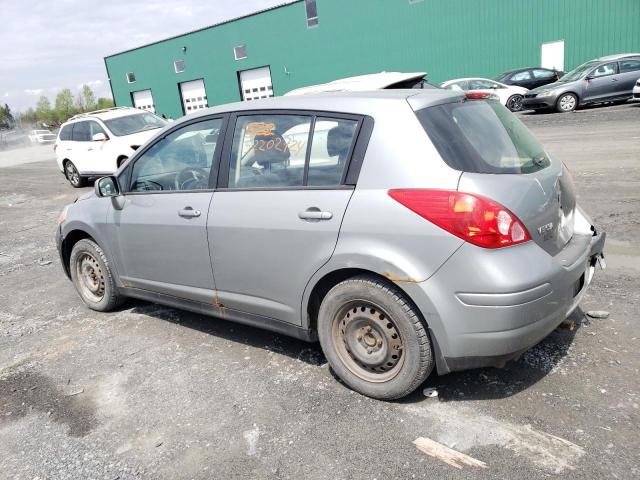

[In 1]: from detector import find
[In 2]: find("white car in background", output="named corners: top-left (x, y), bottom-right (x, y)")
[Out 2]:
top-left (633, 78), bottom-right (640, 101)
top-left (28, 129), bottom-right (57, 144)
top-left (441, 78), bottom-right (529, 111)
top-left (284, 71), bottom-right (438, 96)
top-left (55, 107), bottom-right (167, 187)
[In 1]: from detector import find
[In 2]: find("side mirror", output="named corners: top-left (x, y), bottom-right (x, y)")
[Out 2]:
top-left (92, 132), bottom-right (108, 142)
top-left (585, 75), bottom-right (595, 81)
top-left (95, 176), bottom-right (120, 198)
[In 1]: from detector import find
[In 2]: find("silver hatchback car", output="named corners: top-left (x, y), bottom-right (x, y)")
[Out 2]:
top-left (56, 90), bottom-right (605, 399)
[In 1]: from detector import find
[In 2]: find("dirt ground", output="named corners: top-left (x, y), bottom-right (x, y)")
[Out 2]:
top-left (0, 103), bottom-right (639, 479)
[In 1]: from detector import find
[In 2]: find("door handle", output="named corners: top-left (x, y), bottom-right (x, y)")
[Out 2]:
top-left (178, 207), bottom-right (201, 218)
top-left (298, 208), bottom-right (332, 221)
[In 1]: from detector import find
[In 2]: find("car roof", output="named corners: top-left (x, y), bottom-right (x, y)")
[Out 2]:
top-left (65, 107), bottom-right (145, 124)
top-left (284, 71), bottom-right (427, 96)
top-left (441, 77), bottom-right (498, 84)
top-left (596, 53), bottom-right (640, 61)
top-left (184, 89), bottom-right (463, 119)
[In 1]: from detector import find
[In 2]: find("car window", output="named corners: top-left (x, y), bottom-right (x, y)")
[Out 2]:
top-left (444, 81), bottom-right (466, 91)
top-left (129, 118), bottom-right (222, 192)
top-left (532, 69), bottom-right (556, 79)
top-left (469, 79), bottom-right (497, 90)
top-left (416, 100), bottom-right (550, 174)
top-left (228, 114), bottom-right (312, 189)
top-left (71, 122), bottom-right (90, 141)
top-left (103, 112), bottom-right (166, 136)
top-left (511, 71), bottom-right (531, 81)
top-left (59, 124), bottom-right (73, 141)
top-left (88, 121), bottom-right (107, 139)
top-left (591, 62), bottom-right (617, 78)
top-left (619, 59), bottom-right (640, 73)
top-left (307, 118), bottom-right (358, 187)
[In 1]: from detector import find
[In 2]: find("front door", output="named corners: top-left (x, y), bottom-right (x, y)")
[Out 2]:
top-left (583, 62), bottom-right (619, 102)
top-left (109, 116), bottom-right (225, 303)
top-left (208, 112), bottom-right (361, 325)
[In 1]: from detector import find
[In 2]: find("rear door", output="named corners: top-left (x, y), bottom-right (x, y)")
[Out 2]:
top-left (415, 99), bottom-right (575, 257)
top-left (69, 121), bottom-right (94, 172)
top-left (108, 116), bottom-right (225, 302)
top-left (208, 111), bottom-right (364, 325)
top-left (583, 62), bottom-right (619, 102)
top-left (617, 58), bottom-right (640, 95)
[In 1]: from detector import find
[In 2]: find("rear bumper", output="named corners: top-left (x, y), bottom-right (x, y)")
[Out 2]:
top-left (403, 230), bottom-right (605, 374)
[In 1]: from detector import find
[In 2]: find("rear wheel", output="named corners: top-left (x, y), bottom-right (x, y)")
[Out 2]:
top-left (506, 94), bottom-right (524, 112)
top-left (65, 161), bottom-right (86, 188)
top-left (69, 239), bottom-right (124, 311)
top-left (317, 275), bottom-right (433, 400)
top-left (556, 93), bottom-right (578, 113)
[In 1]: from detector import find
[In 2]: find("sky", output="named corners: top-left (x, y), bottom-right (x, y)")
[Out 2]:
top-left (0, 0), bottom-right (292, 113)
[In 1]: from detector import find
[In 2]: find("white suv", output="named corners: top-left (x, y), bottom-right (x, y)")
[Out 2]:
top-left (55, 107), bottom-right (166, 187)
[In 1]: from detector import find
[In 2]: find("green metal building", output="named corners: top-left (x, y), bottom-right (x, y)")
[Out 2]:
top-left (104, 0), bottom-right (640, 118)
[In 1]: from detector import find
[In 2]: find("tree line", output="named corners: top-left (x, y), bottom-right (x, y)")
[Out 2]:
top-left (15, 85), bottom-right (114, 128)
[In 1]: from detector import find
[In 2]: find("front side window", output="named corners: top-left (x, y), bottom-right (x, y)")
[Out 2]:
top-left (103, 112), bottom-right (166, 137)
top-left (511, 71), bottom-right (531, 81)
top-left (88, 121), bottom-right (107, 139)
top-left (416, 100), bottom-right (550, 174)
top-left (129, 118), bottom-right (222, 192)
top-left (591, 62), bottom-right (617, 78)
top-left (305, 0), bottom-right (318, 27)
top-left (307, 118), bottom-right (358, 186)
top-left (71, 122), bottom-right (90, 141)
top-left (229, 114), bottom-right (311, 189)
top-left (619, 59), bottom-right (640, 73)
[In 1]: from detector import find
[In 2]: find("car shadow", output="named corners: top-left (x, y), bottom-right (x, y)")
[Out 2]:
top-left (398, 307), bottom-right (587, 404)
top-left (125, 299), bottom-right (327, 366)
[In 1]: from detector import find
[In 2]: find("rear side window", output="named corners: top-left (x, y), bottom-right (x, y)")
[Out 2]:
top-left (510, 71), bottom-right (531, 81)
top-left (59, 124), bottom-right (73, 141)
top-left (71, 122), bottom-right (91, 141)
top-left (619, 59), bottom-right (640, 73)
top-left (416, 100), bottom-right (550, 174)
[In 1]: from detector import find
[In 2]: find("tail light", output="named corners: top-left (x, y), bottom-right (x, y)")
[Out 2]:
top-left (465, 91), bottom-right (499, 101)
top-left (388, 189), bottom-right (531, 249)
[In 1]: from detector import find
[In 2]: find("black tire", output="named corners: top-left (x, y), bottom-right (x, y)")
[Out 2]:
top-left (64, 161), bottom-right (86, 188)
top-left (506, 94), bottom-right (524, 112)
top-left (556, 93), bottom-right (578, 113)
top-left (69, 239), bottom-right (124, 312)
top-left (317, 275), bottom-right (433, 400)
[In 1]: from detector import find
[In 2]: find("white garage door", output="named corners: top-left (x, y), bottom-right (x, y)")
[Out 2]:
top-left (239, 67), bottom-right (274, 101)
top-left (541, 40), bottom-right (565, 72)
top-left (132, 90), bottom-right (155, 113)
top-left (180, 79), bottom-right (208, 114)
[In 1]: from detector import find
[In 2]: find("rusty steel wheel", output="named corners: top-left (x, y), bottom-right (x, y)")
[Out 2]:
top-left (332, 301), bottom-right (405, 382)
top-left (75, 252), bottom-right (106, 303)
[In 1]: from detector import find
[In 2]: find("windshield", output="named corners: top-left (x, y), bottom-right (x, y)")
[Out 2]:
top-left (560, 61), bottom-right (599, 82)
top-left (494, 72), bottom-right (509, 82)
top-left (104, 112), bottom-right (166, 136)
top-left (416, 99), bottom-right (550, 174)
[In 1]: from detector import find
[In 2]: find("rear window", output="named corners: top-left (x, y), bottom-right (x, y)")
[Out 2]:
top-left (415, 100), bottom-right (550, 174)
top-left (59, 125), bottom-right (73, 141)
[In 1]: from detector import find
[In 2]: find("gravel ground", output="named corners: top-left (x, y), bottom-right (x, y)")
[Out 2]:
top-left (0, 103), bottom-right (639, 479)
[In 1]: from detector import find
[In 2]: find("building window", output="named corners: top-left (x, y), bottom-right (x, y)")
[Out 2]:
top-left (126, 72), bottom-right (136, 83)
top-left (305, 0), bottom-right (318, 27)
top-left (234, 45), bottom-right (247, 60)
top-left (174, 59), bottom-right (185, 73)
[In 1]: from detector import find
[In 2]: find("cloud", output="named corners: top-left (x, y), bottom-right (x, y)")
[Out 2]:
top-left (24, 88), bottom-right (44, 96)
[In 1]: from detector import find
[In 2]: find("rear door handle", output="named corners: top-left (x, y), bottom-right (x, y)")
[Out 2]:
top-left (298, 208), bottom-right (332, 221)
top-left (178, 207), bottom-right (201, 218)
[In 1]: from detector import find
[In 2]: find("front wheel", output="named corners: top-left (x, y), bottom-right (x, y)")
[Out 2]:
top-left (317, 275), bottom-right (434, 400)
top-left (65, 161), bottom-right (86, 188)
top-left (556, 93), bottom-right (578, 113)
top-left (506, 94), bottom-right (524, 112)
top-left (69, 239), bottom-right (124, 311)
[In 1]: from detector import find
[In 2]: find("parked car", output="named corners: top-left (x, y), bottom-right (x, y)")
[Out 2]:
top-left (0, 129), bottom-right (29, 150)
top-left (55, 107), bottom-right (167, 187)
top-left (284, 71), bottom-right (438, 96)
top-left (28, 129), bottom-right (57, 144)
top-left (495, 67), bottom-right (564, 90)
top-left (440, 77), bottom-right (528, 111)
top-left (523, 53), bottom-right (640, 113)
top-left (56, 90), bottom-right (605, 400)
top-left (632, 78), bottom-right (640, 101)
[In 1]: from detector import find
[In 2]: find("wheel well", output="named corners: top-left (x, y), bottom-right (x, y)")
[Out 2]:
top-left (60, 230), bottom-right (95, 278)
top-left (116, 155), bottom-right (128, 168)
top-left (307, 268), bottom-right (411, 332)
